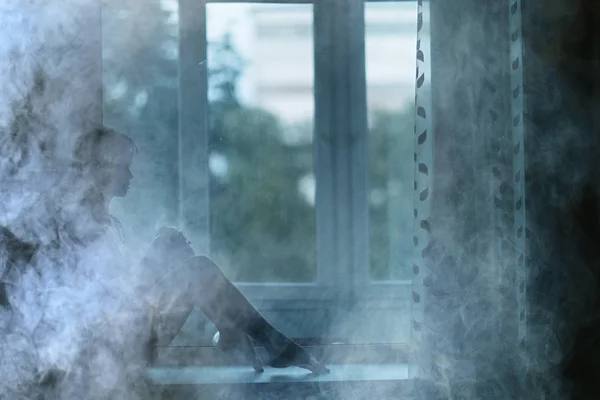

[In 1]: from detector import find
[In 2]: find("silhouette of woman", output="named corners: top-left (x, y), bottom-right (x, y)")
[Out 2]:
top-left (68, 126), bottom-right (329, 375)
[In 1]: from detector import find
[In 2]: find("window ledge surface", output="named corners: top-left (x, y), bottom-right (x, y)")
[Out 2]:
top-left (147, 363), bottom-right (410, 385)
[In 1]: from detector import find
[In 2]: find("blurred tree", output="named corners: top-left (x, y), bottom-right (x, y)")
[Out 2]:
top-left (102, 3), bottom-right (416, 283)
top-left (207, 33), bottom-right (316, 282)
top-left (102, 0), bottom-right (180, 252)
top-left (369, 109), bottom-right (415, 280)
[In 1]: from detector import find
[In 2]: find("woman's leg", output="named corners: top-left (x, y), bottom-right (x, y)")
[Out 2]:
top-left (150, 257), bottom-right (264, 372)
top-left (162, 255), bottom-right (329, 374)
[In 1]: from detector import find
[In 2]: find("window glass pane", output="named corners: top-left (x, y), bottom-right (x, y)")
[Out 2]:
top-left (102, 0), bottom-right (181, 257)
top-left (207, 3), bottom-right (316, 283)
top-left (367, 1), bottom-right (418, 281)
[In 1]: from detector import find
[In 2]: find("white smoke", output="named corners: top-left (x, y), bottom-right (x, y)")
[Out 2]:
top-left (0, 1), bottom-right (161, 398)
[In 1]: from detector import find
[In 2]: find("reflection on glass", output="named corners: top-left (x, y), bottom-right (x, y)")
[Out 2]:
top-left (207, 3), bottom-right (316, 283)
top-left (366, 1), bottom-right (418, 280)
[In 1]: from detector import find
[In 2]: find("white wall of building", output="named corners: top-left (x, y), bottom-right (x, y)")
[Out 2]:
top-left (207, 2), bottom-right (420, 131)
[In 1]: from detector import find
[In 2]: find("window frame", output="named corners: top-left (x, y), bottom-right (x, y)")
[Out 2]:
top-left (177, 0), bottom-right (424, 344)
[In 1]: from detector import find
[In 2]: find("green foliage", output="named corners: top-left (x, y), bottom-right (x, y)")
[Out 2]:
top-left (207, 40), bottom-right (315, 282)
top-left (368, 109), bottom-right (415, 280)
top-left (105, 5), bottom-right (416, 282)
top-left (209, 107), bottom-right (316, 282)
top-left (103, 0), bottom-right (181, 250)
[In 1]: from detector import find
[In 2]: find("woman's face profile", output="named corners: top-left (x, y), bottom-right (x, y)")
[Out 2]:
top-left (92, 136), bottom-right (135, 198)
top-left (100, 158), bottom-right (134, 198)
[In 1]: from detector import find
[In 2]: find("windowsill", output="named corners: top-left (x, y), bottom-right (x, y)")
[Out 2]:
top-left (154, 343), bottom-right (411, 366)
top-left (147, 363), bottom-right (410, 385)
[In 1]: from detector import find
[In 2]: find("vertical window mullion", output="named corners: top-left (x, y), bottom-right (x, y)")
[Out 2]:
top-left (316, 0), bottom-right (369, 304)
top-left (327, 0), bottom-right (369, 302)
top-left (331, 0), bottom-right (355, 305)
top-left (347, 0), bottom-right (369, 299)
top-left (178, 0), bottom-right (210, 255)
top-left (314, 0), bottom-right (341, 298)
